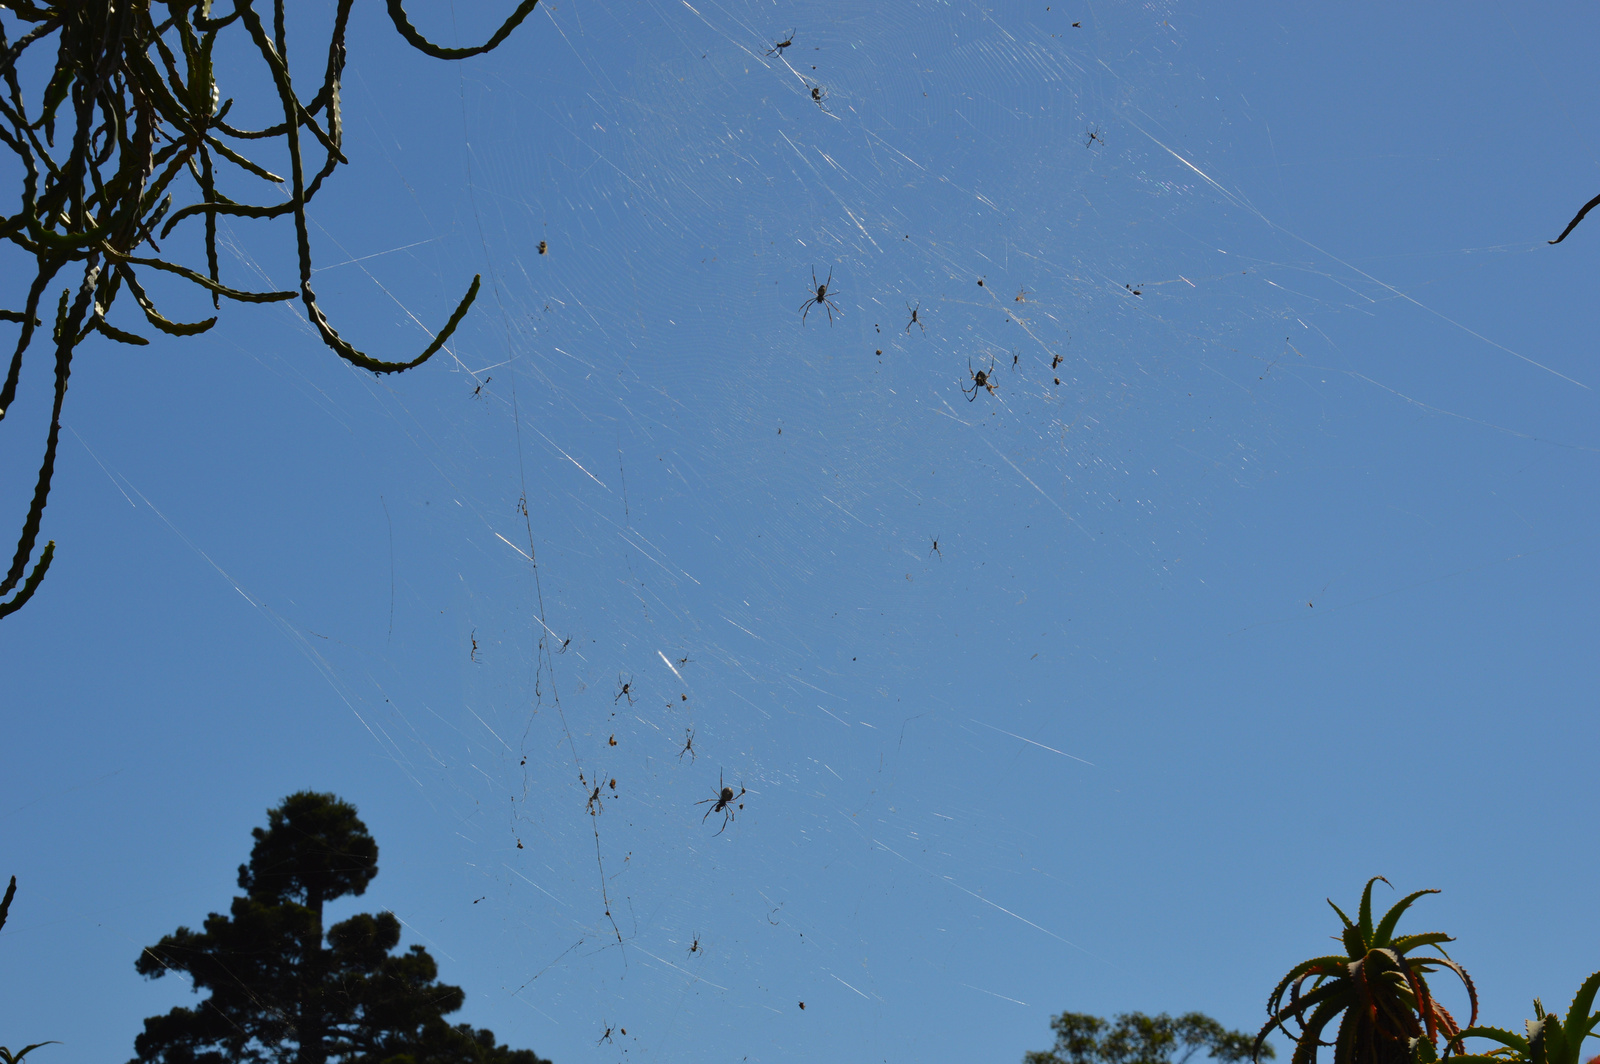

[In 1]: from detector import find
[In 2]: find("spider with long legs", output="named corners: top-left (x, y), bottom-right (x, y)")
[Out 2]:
top-left (765, 30), bottom-right (795, 57)
top-left (1085, 127), bottom-right (1104, 148)
top-left (906, 302), bottom-right (924, 334)
top-left (696, 770), bottom-right (746, 836)
top-left (961, 357), bottom-right (998, 401)
top-left (799, 268), bottom-right (841, 325)
top-left (615, 674), bottom-right (634, 705)
top-left (678, 727), bottom-right (696, 763)
top-left (809, 83), bottom-right (831, 113)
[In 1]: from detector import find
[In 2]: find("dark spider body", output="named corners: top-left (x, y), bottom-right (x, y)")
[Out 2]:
top-left (962, 357), bottom-right (998, 401)
top-left (696, 770), bottom-right (746, 836)
top-left (765, 30), bottom-right (795, 57)
top-left (906, 302), bottom-right (924, 333)
top-left (799, 268), bottom-right (840, 325)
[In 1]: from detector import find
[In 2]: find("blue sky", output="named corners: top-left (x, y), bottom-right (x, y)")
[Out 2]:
top-left (2, 3), bottom-right (1598, 1063)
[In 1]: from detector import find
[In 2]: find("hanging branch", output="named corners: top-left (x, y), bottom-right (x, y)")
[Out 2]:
top-left (0, 0), bottom-right (537, 618)
top-left (1549, 191), bottom-right (1600, 245)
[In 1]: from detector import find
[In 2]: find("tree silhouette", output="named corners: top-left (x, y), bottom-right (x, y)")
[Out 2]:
top-left (131, 792), bottom-right (549, 1064)
top-left (1027, 1011), bottom-right (1268, 1064)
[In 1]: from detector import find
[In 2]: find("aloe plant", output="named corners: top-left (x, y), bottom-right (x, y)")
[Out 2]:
top-left (1445, 972), bottom-right (1600, 1064)
top-left (1255, 877), bottom-right (1478, 1064)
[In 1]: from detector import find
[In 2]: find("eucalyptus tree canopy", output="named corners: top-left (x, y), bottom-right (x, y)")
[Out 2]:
top-left (1027, 1011), bottom-right (1268, 1064)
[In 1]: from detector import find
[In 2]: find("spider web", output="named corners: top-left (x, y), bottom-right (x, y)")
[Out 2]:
top-left (4, 3), bottom-right (1597, 1063)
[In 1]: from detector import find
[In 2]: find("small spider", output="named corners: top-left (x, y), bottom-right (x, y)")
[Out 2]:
top-left (961, 356), bottom-right (997, 401)
top-left (678, 727), bottom-right (695, 763)
top-left (799, 267), bottom-right (840, 325)
top-left (930, 536), bottom-right (942, 559)
top-left (905, 302), bottom-right (924, 334)
top-left (615, 674), bottom-right (634, 705)
top-left (696, 770), bottom-right (746, 836)
top-left (809, 83), bottom-right (830, 111)
top-left (1085, 127), bottom-right (1103, 148)
top-left (597, 1024), bottom-right (614, 1046)
top-left (765, 29), bottom-right (794, 57)
top-left (585, 783), bottom-right (603, 816)
top-left (688, 935), bottom-right (701, 954)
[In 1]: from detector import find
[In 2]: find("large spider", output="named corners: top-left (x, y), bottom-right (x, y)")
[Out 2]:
top-left (906, 302), bottom-right (924, 334)
top-left (765, 29), bottom-right (795, 58)
top-left (961, 356), bottom-right (998, 401)
top-left (799, 268), bottom-right (841, 325)
top-left (696, 770), bottom-right (746, 836)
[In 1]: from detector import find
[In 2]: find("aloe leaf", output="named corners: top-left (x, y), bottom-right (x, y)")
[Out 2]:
top-left (1374, 891), bottom-right (1441, 947)
top-left (1359, 877), bottom-right (1391, 944)
top-left (1543, 1015), bottom-right (1569, 1064)
top-left (1562, 972), bottom-right (1600, 1047)
top-left (1269, 958), bottom-right (1355, 1015)
top-left (1391, 933), bottom-right (1454, 955)
top-left (1446, 1024), bottom-right (1529, 1056)
top-left (1449, 1028), bottom-right (1529, 1055)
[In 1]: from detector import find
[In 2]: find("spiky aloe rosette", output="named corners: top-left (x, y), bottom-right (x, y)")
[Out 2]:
top-left (1446, 973), bottom-right (1600, 1064)
top-left (0, 1), bottom-right (539, 617)
top-left (1255, 878), bottom-right (1478, 1064)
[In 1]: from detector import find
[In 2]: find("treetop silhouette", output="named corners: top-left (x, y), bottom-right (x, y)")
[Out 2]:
top-left (131, 791), bottom-right (549, 1064)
